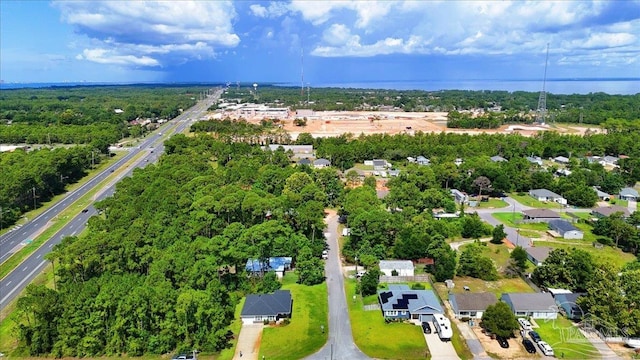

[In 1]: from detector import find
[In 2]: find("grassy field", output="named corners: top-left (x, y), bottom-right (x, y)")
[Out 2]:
top-left (435, 276), bottom-right (535, 298)
top-left (492, 212), bottom-right (550, 231)
top-left (510, 194), bottom-right (563, 209)
top-left (534, 241), bottom-right (637, 268)
top-left (473, 198), bottom-right (509, 209)
top-left (346, 279), bottom-right (428, 359)
top-left (259, 274), bottom-right (328, 360)
top-left (459, 242), bottom-right (513, 270)
top-left (534, 316), bottom-right (598, 359)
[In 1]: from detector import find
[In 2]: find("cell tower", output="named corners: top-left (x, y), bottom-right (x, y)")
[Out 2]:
top-left (536, 43), bottom-right (550, 124)
top-left (300, 46), bottom-right (305, 96)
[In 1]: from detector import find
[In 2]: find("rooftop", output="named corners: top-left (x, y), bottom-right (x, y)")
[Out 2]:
top-left (549, 219), bottom-right (579, 232)
top-left (449, 292), bottom-right (498, 312)
top-left (501, 292), bottom-right (557, 312)
top-left (241, 290), bottom-right (292, 317)
top-left (526, 246), bottom-right (553, 263)
top-left (592, 205), bottom-right (630, 218)
top-left (380, 260), bottom-right (414, 270)
top-left (378, 288), bottom-right (442, 313)
top-left (523, 209), bottom-right (561, 218)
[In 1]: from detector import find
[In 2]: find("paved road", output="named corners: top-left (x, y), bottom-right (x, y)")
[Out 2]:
top-left (0, 89), bottom-right (222, 311)
top-left (472, 197), bottom-right (533, 248)
top-left (306, 212), bottom-right (369, 360)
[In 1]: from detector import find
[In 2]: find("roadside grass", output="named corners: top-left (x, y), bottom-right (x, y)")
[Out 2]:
top-left (518, 230), bottom-right (542, 238)
top-left (563, 212), bottom-right (592, 220)
top-left (610, 199), bottom-right (628, 207)
top-left (492, 212), bottom-right (549, 231)
top-left (434, 276), bottom-right (534, 298)
top-left (474, 198), bottom-right (509, 209)
top-left (346, 279), bottom-right (428, 359)
top-left (0, 150), bottom-right (146, 280)
top-left (259, 276), bottom-right (328, 360)
top-left (216, 297), bottom-right (245, 360)
top-left (534, 316), bottom-right (598, 359)
top-left (510, 194), bottom-right (563, 209)
top-left (533, 241), bottom-right (636, 268)
top-left (449, 320), bottom-right (474, 360)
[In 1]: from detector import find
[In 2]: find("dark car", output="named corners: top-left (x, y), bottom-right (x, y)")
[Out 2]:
top-left (338, 214), bottom-right (348, 224)
top-left (421, 322), bottom-right (431, 334)
top-left (529, 330), bottom-right (542, 343)
top-left (496, 336), bottom-right (509, 348)
top-left (81, 209), bottom-right (89, 213)
top-left (522, 339), bottom-right (537, 354)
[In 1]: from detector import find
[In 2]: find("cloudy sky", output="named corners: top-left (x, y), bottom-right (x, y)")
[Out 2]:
top-left (1, 0), bottom-right (639, 85)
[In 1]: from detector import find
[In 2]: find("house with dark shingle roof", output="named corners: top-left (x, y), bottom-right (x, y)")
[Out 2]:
top-left (591, 205), bottom-right (631, 219)
top-left (526, 246), bottom-right (553, 266)
top-left (522, 209), bottom-right (561, 223)
top-left (548, 219), bottom-right (583, 239)
top-left (501, 292), bottom-right (558, 319)
top-left (378, 285), bottom-right (443, 321)
top-left (593, 187), bottom-right (611, 201)
top-left (553, 292), bottom-right (586, 320)
top-left (449, 292), bottom-right (498, 320)
top-left (241, 290), bottom-right (292, 324)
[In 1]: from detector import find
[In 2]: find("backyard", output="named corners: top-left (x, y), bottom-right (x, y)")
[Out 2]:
top-left (434, 276), bottom-right (535, 298)
top-left (533, 241), bottom-right (637, 268)
top-left (510, 193), bottom-right (563, 209)
top-left (259, 273), bottom-right (329, 360)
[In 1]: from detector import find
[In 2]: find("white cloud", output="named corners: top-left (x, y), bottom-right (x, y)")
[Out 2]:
top-left (250, 4), bottom-right (268, 18)
top-left (250, 2), bottom-right (290, 18)
top-left (53, 0), bottom-right (239, 67)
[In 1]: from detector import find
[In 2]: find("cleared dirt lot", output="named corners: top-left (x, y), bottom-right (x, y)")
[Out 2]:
top-left (471, 326), bottom-right (536, 359)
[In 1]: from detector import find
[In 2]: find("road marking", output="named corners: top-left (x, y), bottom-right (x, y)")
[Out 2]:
top-left (22, 231), bottom-right (27, 235)
top-left (22, 266), bottom-right (27, 272)
top-left (5, 281), bottom-right (11, 286)
top-left (48, 243), bottom-right (53, 248)
top-left (36, 254), bottom-right (41, 259)
top-left (0, 260), bottom-right (46, 306)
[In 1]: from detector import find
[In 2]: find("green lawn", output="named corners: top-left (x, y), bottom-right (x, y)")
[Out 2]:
top-left (518, 230), bottom-right (542, 238)
top-left (510, 193), bottom-right (563, 209)
top-left (534, 316), bottom-right (598, 359)
top-left (459, 242), bottom-right (512, 270)
top-left (346, 279), bottom-right (428, 359)
top-left (474, 198), bottom-right (509, 209)
top-left (259, 275), bottom-right (328, 360)
top-left (492, 212), bottom-right (550, 231)
top-left (434, 277), bottom-right (535, 298)
top-left (534, 241), bottom-right (637, 268)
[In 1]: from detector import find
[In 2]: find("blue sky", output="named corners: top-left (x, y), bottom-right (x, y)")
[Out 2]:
top-left (1, 0), bottom-right (639, 84)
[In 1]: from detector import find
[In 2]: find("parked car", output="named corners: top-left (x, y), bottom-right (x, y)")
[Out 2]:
top-left (81, 209), bottom-right (89, 213)
top-left (356, 270), bottom-right (366, 278)
top-left (529, 330), bottom-right (542, 343)
top-left (537, 341), bottom-right (555, 356)
top-left (518, 318), bottom-right (532, 331)
top-left (322, 250), bottom-right (328, 259)
top-left (496, 336), bottom-right (509, 348)
top-left (522, 339), bottom-right (537, 353)
top-left (421, 322), bottom-right (432, 334)
top-left (171, 354), bottom-right (195, 360)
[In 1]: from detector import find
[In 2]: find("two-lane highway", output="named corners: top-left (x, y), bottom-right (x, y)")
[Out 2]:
top-left (0, 88), bottom-right (222, 311)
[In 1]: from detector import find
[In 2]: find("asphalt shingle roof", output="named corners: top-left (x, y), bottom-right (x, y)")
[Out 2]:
top-left (449, 292), bottom-right (498, 312)
top-left (241, 290), bottom-right (292, 317)
top-left (501, 292), bottom-right (557, 313)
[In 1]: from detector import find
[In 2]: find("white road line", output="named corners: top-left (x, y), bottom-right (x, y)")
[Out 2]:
top-left (5, 281), bottom-right (11, 286)
top-left (36, 254), bottom-right (41, 259)
top-left (22, 231), bottom-right (27, 235)
top-left (22, 266), bottom-right (27, 272)
top-left (0, 260), bottom-right (46, 305)
top-left (48, 243), bottom-right (53, 248)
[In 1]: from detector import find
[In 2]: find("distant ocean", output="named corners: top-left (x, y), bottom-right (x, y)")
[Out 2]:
top-left (2, 78), bottom-right (638, 95)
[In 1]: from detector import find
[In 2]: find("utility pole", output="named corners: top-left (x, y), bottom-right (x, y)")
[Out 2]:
top-left (32, 187), bottom-right (37, 210)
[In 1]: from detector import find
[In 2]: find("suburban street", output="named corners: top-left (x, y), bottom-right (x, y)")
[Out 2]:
top-left (0, 89), bottom-right (222, 311)
top-left (306, 211), bottom-right (369, 360)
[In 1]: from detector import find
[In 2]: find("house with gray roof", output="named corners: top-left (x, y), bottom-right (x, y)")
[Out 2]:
top-left (490, 155), bottom-right (507, 162)
top-left (449, 292), bottom-right (498, 320)
top-left (525, 246), bottom-right (553, 266)
top-left (313, 158), bottom-right (331, 169)
top-left (526, 156), bottom-right (543, 166)
top-left (241, 290), bottom-right (292, 324)
top-left (379, 260), bottom-right (414, 277)
top-left (554, 156), bottom-right (570, 164)
top-left (501, 292), bottom-right (558, 319)
top-left (549, 219), bottom-right (583, 239)
top-left (450, 189), bottom-right (468, 204)
top-left (529, 189), bottom-right (567, 205)
top-left (593, 187), bottom-right (611, 201)
top-left (378, 285), bottom-right (443, 321)
top-left (522, 209), bottom-right (561, 223)
top-left (553, 292), bottom-right (586, 320)
top-left (619, 187), bottom-right (639, 201)
top-left (592, 205), bottom-right (631, 218)
top-left (416, 156), bottom-right (430, 166)
top-left (372, 159), bottom-right (390, 170)
top-left (297, 158), bottom-right (312, 166)
top-left (246, 257), bottom-right (292, 279)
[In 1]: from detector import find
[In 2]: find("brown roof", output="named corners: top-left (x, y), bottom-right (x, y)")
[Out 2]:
top-left (592, 206), bottom-right (631, 218)
top-left (522, 209), bottom-right (561, 219)
top-left (450, 292), bottom-right (498, 312)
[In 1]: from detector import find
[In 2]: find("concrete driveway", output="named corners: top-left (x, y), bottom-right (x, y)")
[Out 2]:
top-left (235, 324), bottom-right (263, 360)
top-left (424, 332), bottom-right (460, 360)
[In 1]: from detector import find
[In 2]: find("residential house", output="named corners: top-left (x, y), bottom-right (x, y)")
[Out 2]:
top-left (450, 189), bottom-right (468, 204)
top-left (416, 156), bottom-right (430, 166)
top-left (449, 292), bottom-right (498, 320)
top-left (240, 290), bottom-right (292, 324)
top-left (490, 155), bottom-right (507, 162)
top-left (313, 158), bottom-right (331, 169)
top-left (372, 159), bottom-right (390, 171)
top-left (528, 189), bottom-right (567, 205)
top-left (526, 156), bottom-right (543, 166)
top-left (379, 260), bottom-right (415, 276)
top-left (548, 219), bottom-right (584, 239)
top-left (297, 158), bottom-right (312, 166)
top-left (245, 257), bottom-right (292, 279)
top-left (378, 285), bottom-right (443, 321)
top-left (555, 168), bottom-right (572, 177)
top-left (587, 155), bottom-right (619, 167)
top-left (525, 246), bottom-right (553, 266)
top-left (554, 156), bottom-right (570, 164)
top-left (522, 209), bottom-right (561, 223)
top-left (553, 292), bottom-right (586, 320)
top-left (501, 292), bottom-right (558, 319)
top-left (603, 155), bottom-right (619, 166)
top-left (388, 169), bottom-right (401, 177)
top-left (591, 205), bottom-right (631, 218)
top-left (593, 187), bottom-right (611, 201)
top-left (619, 187), bottom-right (639, 201)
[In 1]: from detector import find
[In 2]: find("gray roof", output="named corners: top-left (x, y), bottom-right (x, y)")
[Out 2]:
top-left (603, 155), bottom-right (619, 164)
top-left (490, 155), bottom-right (507, 162)
top-left (373, 159), bottom-right (387, 166)
top-left (378, 288), bottom-right (443, 314)
top-left (549, 219), bottom-right (580, 233)
top-left (523, 209), bottom-right (561, 219)
top-left (501, 292), bottom-right (557, 313)
top-left (313, 158), bottom-right (331, 166)
top-left (449, 292), bottom-right (498, 312)
top-left (526, 246), bottom-right (553, 263)
top-left (380, 260), bottom-right (414, 270)
top-left (298, 158), bottom-right (312, 165)
top-left (529, 189), bottom-right (563, 199)
top-left (554, 156), bottom-right (570, 163)
top-left (592, 206), bottom-right (630, 218)
top-left (620, 187), bottom-right (639, 197)
top-left (593, 187), bottom-right (610, 198)
top-left (241, 290), bottom-right (292, 317)
top-left (526, 156), bottom-right (542, 164)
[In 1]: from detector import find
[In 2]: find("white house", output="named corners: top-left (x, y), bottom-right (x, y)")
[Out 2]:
top-left (529, 189), bottom-right (567, 205)
top-left (501, 293), bottom-right (558, 319)
top-left (379, 260), bottom-right (414, 276)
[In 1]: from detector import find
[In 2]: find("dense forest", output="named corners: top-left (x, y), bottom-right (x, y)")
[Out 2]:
top-left (0, 85), bottom-right (204, 146)
top-left (219, 85), bottom-right (640, 124)
top-left (0, 147), bottom-right (101, 228)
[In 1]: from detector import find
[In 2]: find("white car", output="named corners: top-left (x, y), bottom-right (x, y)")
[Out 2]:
top-left (537, 341), bottom-right (554, 356)
top-left (356, 270), bottom-right (366, 278)
top-left (322, 250), bottom-right (328, 259)
top-left (518, 318), bottom-right (533, 331)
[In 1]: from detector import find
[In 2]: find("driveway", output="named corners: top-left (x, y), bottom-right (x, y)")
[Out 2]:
top-left (234, 324), bottom-right (263, 360)
top-left (424, 332), bottom-right (459, 360)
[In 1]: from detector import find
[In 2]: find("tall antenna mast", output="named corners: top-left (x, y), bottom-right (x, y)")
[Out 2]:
top-left (300, 44), bottom-right (304, 96)
top-left (536, 43), bottom-right (550, 124)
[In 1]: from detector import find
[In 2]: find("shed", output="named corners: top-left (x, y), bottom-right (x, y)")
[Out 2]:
top-left (501, 292), bottom-right (558, 319)
top-left (554, 156), bottom-right (570, 164)
top-left (548, 219), bottom-right (583, 239)
top-left (379, 260), bottom-right (414, 277)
